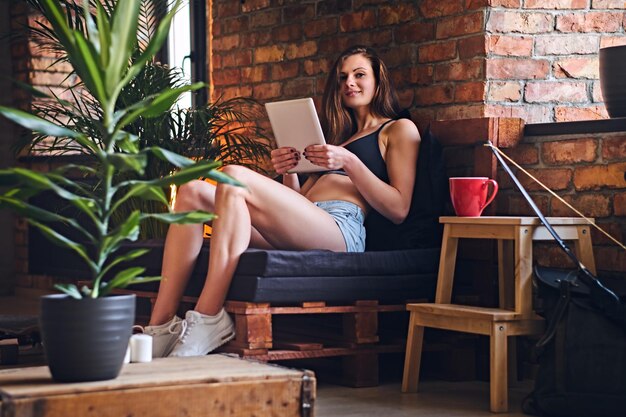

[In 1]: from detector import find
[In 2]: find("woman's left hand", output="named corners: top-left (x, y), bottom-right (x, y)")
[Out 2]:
top-left (303, 144), bottom-right (354, 170)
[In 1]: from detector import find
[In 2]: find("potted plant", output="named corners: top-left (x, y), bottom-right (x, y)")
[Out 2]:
top-left (0, 0), bottom-right (239, 382)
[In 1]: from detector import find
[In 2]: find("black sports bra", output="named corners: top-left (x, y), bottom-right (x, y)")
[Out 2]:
top-left (322, 119), bottom-right (393, 182)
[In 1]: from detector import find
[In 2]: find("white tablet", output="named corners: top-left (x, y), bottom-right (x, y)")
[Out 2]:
top-left (265, 98), bottom-right (327, 173)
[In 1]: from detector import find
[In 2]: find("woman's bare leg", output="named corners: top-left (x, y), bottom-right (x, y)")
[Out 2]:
top-left (149, 179), bottom-right (273, 326)
top-left (194, 165), bottom-right (347, 315)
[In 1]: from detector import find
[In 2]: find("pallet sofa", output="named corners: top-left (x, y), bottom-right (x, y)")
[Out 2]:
top-left (32, 117), bottom-right (525, 386)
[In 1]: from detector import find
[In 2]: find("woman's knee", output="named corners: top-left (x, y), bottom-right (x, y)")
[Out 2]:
top-left (175, 180), bottom-right (215, 212)
top-left (218, 165), bottom-right (255, 197)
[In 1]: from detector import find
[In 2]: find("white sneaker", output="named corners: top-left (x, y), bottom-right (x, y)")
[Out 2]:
top-left (168, 309), bottom-right (235, 357)
top-left (140, 316), bottom-right (183, 358)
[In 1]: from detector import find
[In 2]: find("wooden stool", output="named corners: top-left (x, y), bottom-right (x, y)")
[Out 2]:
top-left (402, 216), bottom-right (596, 413)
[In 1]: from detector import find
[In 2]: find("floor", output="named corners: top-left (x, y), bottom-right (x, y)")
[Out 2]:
top-left (0, 294), bottom-right (530, 416)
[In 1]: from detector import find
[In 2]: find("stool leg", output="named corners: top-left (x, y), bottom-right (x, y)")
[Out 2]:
top-left (402, 313), bottom-right (424, 393)
top-left (490, 322), bottom-right (508, 413)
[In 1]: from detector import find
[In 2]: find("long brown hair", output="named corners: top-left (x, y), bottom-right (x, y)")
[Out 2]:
top-left (321, 45), bottom-right (401, 145)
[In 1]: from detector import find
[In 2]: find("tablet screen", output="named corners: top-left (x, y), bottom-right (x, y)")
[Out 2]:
top-left (265, 98), bottom-right (327, 173)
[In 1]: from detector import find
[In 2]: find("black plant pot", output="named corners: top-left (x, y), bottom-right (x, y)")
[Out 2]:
top-left (40, 293), bottom-right (135, 382)
top-left (599, 45), bottom-right (626, 118)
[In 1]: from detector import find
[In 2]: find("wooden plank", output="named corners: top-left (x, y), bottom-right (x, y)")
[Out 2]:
top-left (429, 117), bottom-right (524, 148)
top-left (0, 355), bottom-right (303, 398)
top-left (6, 379), bottom-right (307, 417)
top-left (273, 341), bottom-right (324, 351)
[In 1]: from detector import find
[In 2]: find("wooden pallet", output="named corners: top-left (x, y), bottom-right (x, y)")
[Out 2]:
top-left (121, 289), bottom-right (414, 387)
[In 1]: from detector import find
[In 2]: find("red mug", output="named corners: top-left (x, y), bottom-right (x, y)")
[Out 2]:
top-left (449, 177), bottom-right (499, 217)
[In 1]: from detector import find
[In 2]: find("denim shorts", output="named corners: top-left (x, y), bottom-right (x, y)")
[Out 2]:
top-left (314, 200), bottom-right (366, 253)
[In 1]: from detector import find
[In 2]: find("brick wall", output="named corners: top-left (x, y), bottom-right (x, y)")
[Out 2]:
top-left (211, 0), bottom-right (488, 128)
top-left (211, 1), bottom-right (625, 125)
top-left (484, 0), bottom-right (626, 124)
top-left (499, 130), bottom-right (626, 277)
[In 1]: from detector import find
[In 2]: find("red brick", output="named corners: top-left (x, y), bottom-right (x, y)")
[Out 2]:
top-left (488, 81), bottom-right (522, 102)
top-left (283, 78), bottom-right (315, 98)
top-left (253, 82), bottom-right (283, 100)
top-left (519, 168), bottom-right (572, 191)
top-left (419, 0), bottom-right (463, 18)
top-left (216, 2), bottom-right (240, 18)
top-left (213, 34), bottom-right (240, 51)
top-left (418, 41), bottom-right (457, 63)
top-left (553, 57), bottom-right (599, 79)
top-left (525, 82), bottom-right (587, 103)
top-left (556, 12), bottom-right (622, 33)
top-left (555, 106), bottom-right (609, 122)
top-left (535, 35), bottom-right (599, 55)
top-left (591, 222), bottom-right (623, 246)
top-left (415, 84), bottom-right (455, 105)
top-left (394, 21), bottom-right (435, 44)
top-left (340, 10), bottom-right (376, 32)
top-left (304, 18), bottom-right (338, 38)
top-left (542, 139), bottom-right (598, 165)
top-left (391, 66), bottom-right (434, 88)
top-left (594, 246), bottom-right (626, 273)
top-left (285, 4), bottom-right (315, 20)
top-left (220, 50), bottom-right (253, 68)
top-left (590, 0), bottom-right (626, 9)
top-left (241, 66), bottom-right (270, 83)
top-left (213, 68), bottom-right (242, 86)
top-left (346, 29), bottom-right (393, 49)
top-left (487, 12), bottom-right (553, 34)
top-left (436, 12), bottom-right (484, 39)
top-left (534, 245), bottom-right (577, 269)
top-left (254, 45), bottom-right (285, 63)
top-left (592, 80), bottom-right (604, 102)
top-left (479, 0), bottom-right (520, 6)
top-left (551, 193), bottom-right (611, 217)
top-left (220, 16), bottom-right (249, 35)
top-left (434, 59), bottom-right (484, 81)
top-left (454, 81), bottom-right (485, 103)
top-left (303, 58), bottom-right (331, 76)
top-left (435, 104), bottom-right (484, 121)
top-left (503, 144), bottom-right (539, 165)
top-left (241, 0), bottom-right (269, 13)
top-left (614, 192), bottom-right (626, 216)
top-left (271, 24), bottom-right (302, 42)
top-left (380, 44), bottom-right (417, 67)
top-left (487, 58), bottom-right (550, 80)
top-left (285, 41), bottom-right (317, 60)
top-left (574, 162), bottom-right (626, 190)
top-left (241, 31), bottom-right (272, 48)
top-left (319, 0), bottom-right (351, 15)
top-left (500, 194), bottom-right (550, 216)
top-left (525, 0), bottom-right (587, 8)
top-left (379, 4), bottom-right (418, 25)
top-left (487, 35), bottom-right (533, 56)
top-left (458, 35), bottom-right (487, 59)
top-left (271, 62), bottom-right (299, 80)
top-left (602, 136), bottom-right (626, 160)
top-left (600, 36), bottom-right (626, 48)
top-left (250, 9), bottom-right (281, 28)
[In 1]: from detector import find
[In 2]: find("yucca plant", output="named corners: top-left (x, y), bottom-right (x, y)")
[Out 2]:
top-left (17, 0), bottom-right (271, 239)
top-left (0, 0), bottom-right (240, 298)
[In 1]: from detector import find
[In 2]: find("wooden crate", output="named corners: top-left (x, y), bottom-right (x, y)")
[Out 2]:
top-left (0, 355), bottom-right (315, 417)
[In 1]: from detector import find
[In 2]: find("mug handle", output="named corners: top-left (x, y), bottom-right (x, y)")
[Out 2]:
top-left (480, 179), bottom-right (499, 210)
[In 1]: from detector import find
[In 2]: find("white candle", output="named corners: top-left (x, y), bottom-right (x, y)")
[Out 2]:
top-left (130, 334), bottom-right (153, 363)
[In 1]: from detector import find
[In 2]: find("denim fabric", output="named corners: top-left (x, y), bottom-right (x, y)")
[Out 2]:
top-left (314, 200), bottom-right (366, 253)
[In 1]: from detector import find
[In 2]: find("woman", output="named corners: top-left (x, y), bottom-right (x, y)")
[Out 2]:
top-left (143, 45), bottom-right (421, 357)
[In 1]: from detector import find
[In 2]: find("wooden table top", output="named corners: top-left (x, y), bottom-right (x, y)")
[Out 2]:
top-left (0, 355), bottom-right (307, 399)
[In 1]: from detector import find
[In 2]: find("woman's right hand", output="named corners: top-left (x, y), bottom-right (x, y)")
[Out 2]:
top-left (271, 147), bottom-right (300, 175)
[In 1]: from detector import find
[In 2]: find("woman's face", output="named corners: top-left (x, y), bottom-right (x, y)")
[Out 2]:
top-left (338, 54), bottom-right (377, 110)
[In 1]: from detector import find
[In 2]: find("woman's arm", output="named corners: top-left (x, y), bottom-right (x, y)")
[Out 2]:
top-left (305, 119), bottom-right (421, 224)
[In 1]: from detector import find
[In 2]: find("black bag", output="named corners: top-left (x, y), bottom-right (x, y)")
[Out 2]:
top-left (484, 141), bottom-right (626, 417)
top-left (522, 266), bottom-right (626, 417)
